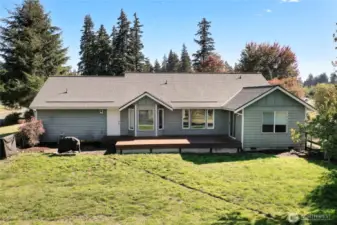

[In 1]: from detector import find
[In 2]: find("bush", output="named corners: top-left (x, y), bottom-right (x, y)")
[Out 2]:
top-left (3, 112), bottom-right (21, 126)
top-left (17, 118), bottom-right (45, 147)
top-left (24, 109), bottom-right (35, 121)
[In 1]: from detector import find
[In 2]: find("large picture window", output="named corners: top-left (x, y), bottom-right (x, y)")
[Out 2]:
top-left (182, 109), bottom-right (214, 129)
top-left (128, 108), bottom-right (134, 130)
top-left (138, 109), bottom-right (154, 131)
top-left (262, 111), bottom-right (288, 133)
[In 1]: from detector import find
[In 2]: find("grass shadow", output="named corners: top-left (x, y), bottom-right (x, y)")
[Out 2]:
top-left (302, 160), bottom-right (337, 224)
top-left (181, 153), bottom-right (276, 165)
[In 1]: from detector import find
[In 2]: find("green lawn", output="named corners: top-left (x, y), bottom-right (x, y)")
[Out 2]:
top-left (0, 153), bottom-right (336, 224)
top-left (0, 124), bottom-right (20, 137)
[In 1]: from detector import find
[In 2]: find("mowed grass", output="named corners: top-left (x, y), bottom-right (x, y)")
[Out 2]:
top-left (0, 153), bottom-right (336, 224)
top-left (0, 124), bottom-right (20, 137)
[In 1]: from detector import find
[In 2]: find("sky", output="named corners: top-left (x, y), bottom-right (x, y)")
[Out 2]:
top-left (0, 0), bottom-right (336, 80)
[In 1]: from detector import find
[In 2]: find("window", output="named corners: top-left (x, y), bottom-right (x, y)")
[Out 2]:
top-left (128, 108), bottom-right (134, 130)
top-left (138, 109), bottom-right (154, 131)
top-left (158, 109), bottom-right (164, 130)
top-left (262, 111), bottom-right (288, 133)
top-left (182, 110), bottom-right (190, 129)
top-left (182, 109), bottom-right (215, 129)
top-left (207, 109), bottom-right (214, 129)
top-left (191, 109), bottom-right (206, 129)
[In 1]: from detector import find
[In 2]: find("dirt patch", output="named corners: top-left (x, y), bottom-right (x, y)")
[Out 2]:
top-left (19, 147), bottom-right (56, 154)
top-left (276, 150), bottom-right (307, 158)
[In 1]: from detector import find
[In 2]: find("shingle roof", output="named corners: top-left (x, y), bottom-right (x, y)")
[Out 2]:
top-left (224, 85), bottom-right (274, 110)
top-left (30, 73), bottom-right (270, 109)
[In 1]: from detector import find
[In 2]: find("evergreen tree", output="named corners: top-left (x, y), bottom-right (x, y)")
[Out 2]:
top-left (112, 9), bottom-right (132, 76)
top-left (143, 58), bottom-right (153, 72)
top-left (179, 44), bottom-right (191, 72)
top-left (193, 18), bottom-right (215, 71)
top-left (109, 25), bottom-right (118, 74)
top-left (0, 0), bottom-right (68, 107)
top-left (224, 61), bottom-right (234, 73)
top-left (96, 25), bottom-right (111, 75)
top-left (161, 55), bottom-right (168, 72)
top-left (304, 74), bottom-right (314, 86)
top-left (129, 13), bottom-right (144, 72)
top-left (154, 59), bottom-right (161, 72)
top-left (78, 15), bottom-right (96, 75)
top-left (167, 50), bottom-right (180, 72)
top-left (330, 73), bottom-right (337, 84)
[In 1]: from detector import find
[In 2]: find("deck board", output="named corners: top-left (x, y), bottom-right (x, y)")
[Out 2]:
top-left (114, 136), bottom-right (242, 150)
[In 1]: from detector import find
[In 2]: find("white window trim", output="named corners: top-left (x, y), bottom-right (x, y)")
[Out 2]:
top-left (261, 111), bottom-right (288, 134)
top-left (182, 109), bottom-right (215, 130)
top-left (138, 108), bottom-right (155, 131)
top-left (158, 108), bottom-right (164, 130)
top-left (182, 109), bottom-right (190, 129)
top-left (128, 108), bottom-right (134, 130)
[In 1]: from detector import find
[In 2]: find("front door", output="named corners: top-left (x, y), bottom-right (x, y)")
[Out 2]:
top-left (107, 109), bottom-right (120, 135)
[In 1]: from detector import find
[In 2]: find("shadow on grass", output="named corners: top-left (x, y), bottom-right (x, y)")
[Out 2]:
top-left (181, 153), bottom-right (276, 165)
top-left (302, 160), bottom-right (337, 224)
top-left (212, 212), bottom-right (287, 225)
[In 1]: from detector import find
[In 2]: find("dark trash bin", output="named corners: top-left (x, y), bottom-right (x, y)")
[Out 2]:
top-left (58, 136), bottom-right (81, 153)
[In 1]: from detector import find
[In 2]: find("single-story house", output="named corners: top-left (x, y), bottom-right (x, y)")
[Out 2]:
top-left (30, 73), bottom-right (315, 150)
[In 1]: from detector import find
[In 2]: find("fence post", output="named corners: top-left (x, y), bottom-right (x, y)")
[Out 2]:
top-left (305, 133), bottom-right (308, 151)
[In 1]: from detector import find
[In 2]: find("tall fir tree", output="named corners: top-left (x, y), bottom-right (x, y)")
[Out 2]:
top-left (112, 9), bottom-right (132, 76)
top-left (193, 18), bottom-right (215, 71)
top-left (143, 58), bottom-right (154, 72)
top-left (167, 50), bottom-right (180, 72)
top-left (129, 13), bottom-right (144, 72)
top-left (154, 59), bottom-right (161, 72)
top-left (78, 15), bottom-right (96, 75)
top-left (179, 44), bottom-right (192, 72)
top-left (161, 55), bottom-right (168, 72)
top-left (109, 25), bottom-right (118, 74)
top-left (96, 25), bottom-right (111, 75)
top-left (0, 0), bottom-right (68, 107)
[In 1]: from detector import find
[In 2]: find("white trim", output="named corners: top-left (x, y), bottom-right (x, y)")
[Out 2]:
top-left (261, 111), bottom-right (288, 134)
top-left (34, 109), bottom-right (38, 119)
top-left (155, 104), bottom-right (158, 136)
top-left (241, 109), bottom-right (244, 149)
top-left (221, 88), bottom-right (243, 107)
top-left (138, 108), bottom-right (155, 131)
top-left (228, 112), bottom-right (231, 135)
top-left (134, 104), bottom-right (138, 137)
top-left (119, 92), bottom-right (173, 111)
top-left (158, 108), bottom-right (164, 130)
top-left (234, 86), bottom-right (316, 113)
top-left (182, 109), bottom-right (190, 129)
top-left (128, 108), bottom-right (135, 130)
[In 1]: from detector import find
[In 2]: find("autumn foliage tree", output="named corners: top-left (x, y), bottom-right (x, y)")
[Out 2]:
top-left (236, 42), bottom-right (299, 80)
top-left (268, 77), bottom-right (305, 98)
top-left (196, 53), bottom-right (226, 73)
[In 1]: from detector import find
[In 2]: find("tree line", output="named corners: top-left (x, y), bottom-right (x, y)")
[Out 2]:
top-left (303, 73), bottom-right (337, 87)
top-left (0, 0), bottom-right (302, 108)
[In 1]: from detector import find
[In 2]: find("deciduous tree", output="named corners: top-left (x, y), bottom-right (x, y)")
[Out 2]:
top-left (235, 42), bottom-right (299, 80)
top-left (268, 77), bottom-right (305, 98)
top-left (196, 53), bottom-right (225, 73)
top-left (0, 0), bottom-right (68, 108)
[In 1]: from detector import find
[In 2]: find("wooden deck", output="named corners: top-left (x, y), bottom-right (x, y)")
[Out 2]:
top-left (113, 136), bottom-right (242, 153)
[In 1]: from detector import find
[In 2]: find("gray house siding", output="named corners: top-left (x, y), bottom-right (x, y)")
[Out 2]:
top-left (235, 115), bottom-right (242, 141)
top-left (243, 90), bottom-right (305, 150)
top-left (38, 109), bottom-right (107, 142)
top-left (160, 109), bottom-right (229, 136)
top-left (120, 106), bottom-right (134, 136)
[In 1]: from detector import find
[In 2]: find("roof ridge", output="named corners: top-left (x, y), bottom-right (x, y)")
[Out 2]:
top-left (243, 85), bottom-right (275, 89)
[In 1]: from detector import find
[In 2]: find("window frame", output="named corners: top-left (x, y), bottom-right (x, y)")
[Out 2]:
top-left (262, 111), bottom-right (288, 133)
top-left (182, 109), bottom-right (215, 130)
top-left (128, 108), bottom-right (135, 131)
top-left (158, 108), bottom-right (164, 130)
top-left (138, 108), bottom-right (155, 131)
top-left (182, 109), bottom-right (190, 129)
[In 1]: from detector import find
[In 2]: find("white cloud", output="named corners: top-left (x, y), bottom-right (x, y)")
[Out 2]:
top-left (281, 0), bottom-right (300, 3)
top-left (265, 9), bottom-right (272, 13)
